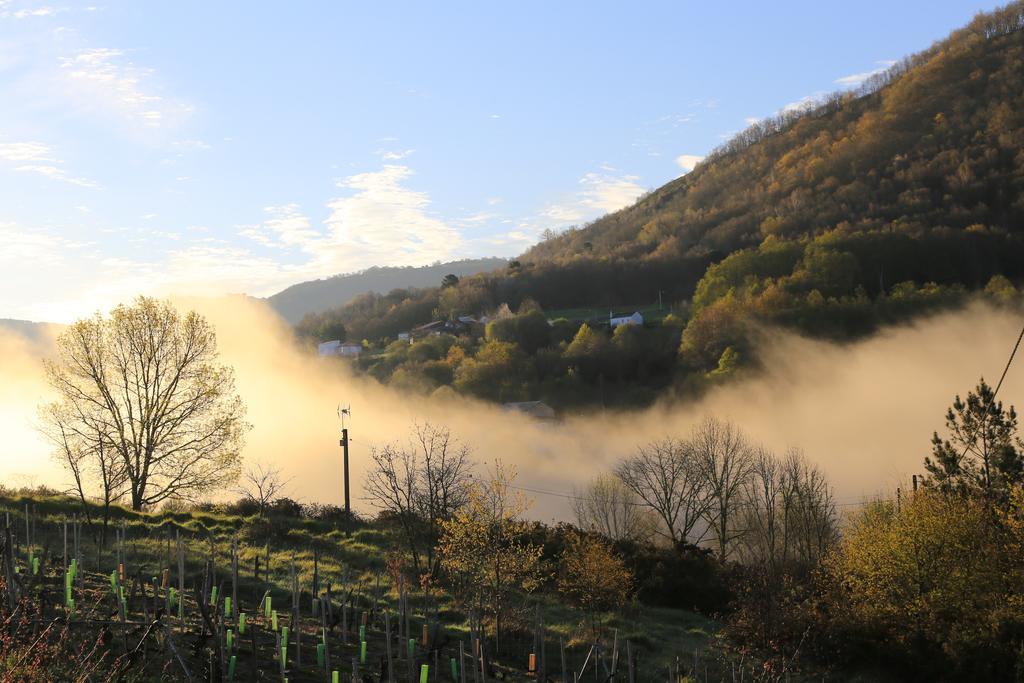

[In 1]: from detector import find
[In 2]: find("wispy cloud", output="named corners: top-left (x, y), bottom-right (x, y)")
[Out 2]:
top-left (578, 171), bottom-right (644, 213)
top-left (13, 164), bottom-right (99, 187)
top-left (14, 6), bottom-right (57, 18)
top-left (378, 148), bottom-right (415, 161)
top-left (0, 140), bottom-right (98, 187)
top-left (540, 169), bottom-right (645, 225)
top-left (60, 48), bottom-right (191, 128)
top-left (0, 141), bottom-right (53, 161)
top-left (835, 60), bottom-right (896, 87)
top-left (239, 204), bottom-right (318, 249)
top-left (781, 92), bottom-right (825, 115)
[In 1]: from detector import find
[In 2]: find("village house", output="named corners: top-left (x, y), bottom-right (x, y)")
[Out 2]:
top-left (610, 311), bottom-right (644, 328)
top-left (318, 340), bottom-right (363, 358)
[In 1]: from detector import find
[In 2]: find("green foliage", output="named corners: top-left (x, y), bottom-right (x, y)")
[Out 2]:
top-left (815, 491), bottom-right (1024, 679)
top-left (294, 310), bottom-right (347, 342)
top-left (453, 340), bottom-right (529, 401)
top-left (557, 531), bottom-right (634, 638)
top-left (924, 378), bottom-right (1024, 495)
top-left (485, 310), bottom-right (551, 354)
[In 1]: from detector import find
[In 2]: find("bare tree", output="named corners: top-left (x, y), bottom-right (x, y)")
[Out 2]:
top-left (615, 438), bottom-right (710, 546)
top-left (364, 422), bottom-right (474, 577)
top-left (572, 474), bottom-right (656, 543)
top-left (780, 449), bottom-right (837, 566)
top-left (42, 297), bottom-right (248, 510)
top-left (42, 402), bottom-right (127, 544)
top-left (737, 446), bottom-right (838, 570)
top-left (239, 463), bottom-right (292, 517)
top-left (692, 417), bottom-right (754, 561)
top-left (737, 445), bottom-right (785, 569)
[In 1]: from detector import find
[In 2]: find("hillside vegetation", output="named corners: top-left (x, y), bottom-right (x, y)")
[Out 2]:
top-left (298, 3), bottom-right (1024, 409)
top-left (268, 258), bottom-right (508, 324)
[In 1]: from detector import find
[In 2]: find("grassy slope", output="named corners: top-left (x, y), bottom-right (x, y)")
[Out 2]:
top-left (0, 491), bottom-right (733, 682)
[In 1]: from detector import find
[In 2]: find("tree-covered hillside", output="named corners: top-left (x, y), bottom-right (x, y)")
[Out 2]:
top-left (267, 258), bottom-right (509, 323)
top-left (526, 2), bottom-right (1024, 263)
top-left (298, 2), bottom-right (1024, 409)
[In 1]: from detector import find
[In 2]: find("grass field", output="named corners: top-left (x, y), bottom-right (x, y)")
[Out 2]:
top-left (0, 489), bottom-right (747, 682)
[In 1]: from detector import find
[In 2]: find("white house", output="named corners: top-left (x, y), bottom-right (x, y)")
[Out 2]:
top-left (397, 331), bottom-right (411, 342)
top-left (610, 311), bottom-right (644, 328)
top-left (318, 340), bottom-right (363, 358)
top-left (337, 343), bottom-right (363, 357)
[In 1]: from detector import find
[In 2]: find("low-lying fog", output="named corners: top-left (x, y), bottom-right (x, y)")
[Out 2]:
top-left (2, 298), bottom-right (1020, 522)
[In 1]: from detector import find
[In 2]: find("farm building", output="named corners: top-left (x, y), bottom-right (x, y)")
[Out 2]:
top-left (610, 311), bottom-right (644, 328)
top-left (318, 340), bottom-right (363, 357)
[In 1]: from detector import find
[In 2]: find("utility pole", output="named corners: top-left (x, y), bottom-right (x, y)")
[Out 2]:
top-left (339, 406), bottom-right (352, 517)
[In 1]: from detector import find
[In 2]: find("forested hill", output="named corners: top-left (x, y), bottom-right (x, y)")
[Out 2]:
top-left (296, 3), bottom-right (1024, 409)
top-left (266, 257), bottom-right (507, 323)
top-left (525, 2), bottom-right (1024, 264)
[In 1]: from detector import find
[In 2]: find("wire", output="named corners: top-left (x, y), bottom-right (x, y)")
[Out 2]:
top-left (505, 482), bottom-right (876, 509)
top-left (948, 320), bottom-right (1024, 474)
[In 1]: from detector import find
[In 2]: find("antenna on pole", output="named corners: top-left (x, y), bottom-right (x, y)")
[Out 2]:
top-left (338, 405), bottom-right (352, 518)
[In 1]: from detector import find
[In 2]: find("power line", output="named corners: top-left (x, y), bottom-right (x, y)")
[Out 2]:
top-left (946, 320), bottom-right (1024, 479)
top-left (505, 482), bottom-right (876, 509)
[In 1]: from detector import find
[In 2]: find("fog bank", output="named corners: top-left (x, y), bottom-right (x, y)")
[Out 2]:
top-left (1, 298), bottom-right (1020, 522)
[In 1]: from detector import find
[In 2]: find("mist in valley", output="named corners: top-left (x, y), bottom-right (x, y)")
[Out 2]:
top-left (1, 297), bottom-right (1020, 522)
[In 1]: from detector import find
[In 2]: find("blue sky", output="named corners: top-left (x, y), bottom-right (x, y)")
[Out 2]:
top-left (0, 0), bottom-right (1006, 321)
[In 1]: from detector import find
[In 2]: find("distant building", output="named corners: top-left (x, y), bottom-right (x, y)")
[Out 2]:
top-left (610, 311), bottom-right (644, 328)
top-left (338, 343), bottom-right (363, 357)
top-left (502, 401), bottom-right (556, 420)
top-left (411, 321), bottom-right (447, 339)
top-left (318, 340), bottom-right (363, 357)
top-left (411, 317), bottom-right (482, 339)
top-left (397, 331), bottom-right (411, 342)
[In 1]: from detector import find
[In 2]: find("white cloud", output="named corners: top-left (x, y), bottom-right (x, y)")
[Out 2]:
top-left (321, 164), bottom-right (463, 268)
top-left (459, 211), bottom-right (497, 225)
top-left (378, 148), bottom-right (414, 161)
top-left (578, 171), bottom-right (644, 213)
top-left (239, 204), bottom-right (317, 249)
top-left (781, 92), bottom-right (825, 115)
top-left (835, 60), bottom-right (896, 88)
top-left (60, 48), bottom-right (191, 128)
top-left (539, 169), bottom-right (645, 226)
top-left (14, 6), bottom-right (56, 18)
top-left (0, 141), bottom-right (53, 161)
top-left (8, 154), bottom-right (99, 187)
top-left (744, 116), bottom-right (760, 126)
top-left (675, 154), bottom-right (704, 173)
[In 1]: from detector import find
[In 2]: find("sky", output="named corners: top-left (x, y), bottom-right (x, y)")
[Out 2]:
top-left (0, 0), bottom-right (1008, 322)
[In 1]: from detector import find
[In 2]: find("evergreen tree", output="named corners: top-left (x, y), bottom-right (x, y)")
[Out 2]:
top-left (924, 378), bottom-right (1024, 496)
